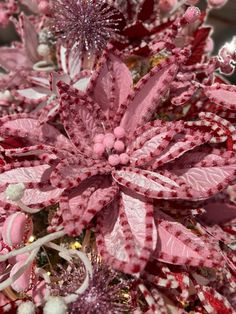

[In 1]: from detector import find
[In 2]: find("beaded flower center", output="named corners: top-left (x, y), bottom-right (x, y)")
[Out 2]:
top-left (92, 126), bottom-right (130, 166)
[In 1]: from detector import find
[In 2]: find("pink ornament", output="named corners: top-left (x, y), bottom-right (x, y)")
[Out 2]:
top-left (208, 0), bottom-right (226, 7)
top-left (38, 0), bottom-right (51, 14)
top-left (114, 140), bottom-right (125, 152)
top-left (113, 126), bottom-right (125, 139)
top-left (94, 133), bottom-right (105, 143)
top-left (159, 0), bottom-right (177, 12)
top-left (103, 133), bottom-right (115, 149)
top-left (184, 6), bottom-right (201, 23)
top-left (108, 154), bottom-right (120, 166)
top-left (10, 258), bottom-right (33, 292)
top-left (120, 153), bottom-right (130, 165)
top-left (2, 213), bottom-right (33, 247)
top-left (93, 143), bottom-right (105, 155)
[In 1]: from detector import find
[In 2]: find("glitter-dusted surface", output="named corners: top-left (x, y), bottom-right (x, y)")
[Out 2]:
top-left (50, 0), bottom-right (120, 52)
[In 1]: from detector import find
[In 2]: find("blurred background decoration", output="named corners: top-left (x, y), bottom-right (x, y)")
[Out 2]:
top-left (0, 0), bottom-right (236, 82)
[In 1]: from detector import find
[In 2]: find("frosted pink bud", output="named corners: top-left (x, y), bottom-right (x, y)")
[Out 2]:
top-left (184, 6), bottom-right (201, 23)
top-left (103, 133), bottom-right (115, 149)
top-left (108, 154), bottom-right (120, 166)
top-left (93, 143), bottom-right (105, 155)
top-left (114, 140), bottom-right (125, 152)
top-left (208, 0), bottom-right (227, 7)
top-left (94, 133), bottom-right (105, 143)
top-left (159, 0), bottom-right (177, 12)
top-left (38, 0), bottom-right (51, 14)
top-left (114, 126), bottom-right (125, 139)
top-left (120, 153), bottom-right (130, 165)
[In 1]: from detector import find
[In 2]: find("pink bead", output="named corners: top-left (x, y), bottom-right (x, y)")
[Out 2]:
top-left (103, 133), bottom-right (115, 149)
top-left (114, 140), bottom-right (125, 152)
top-left (114, 126), bottom-right (126, 139)
top-left (208, 0), bottom-right (226, 7)
top-left (93, 143), bottom-right (105, 155)
top-left (120, 153), bottom-right (130, 165)
top-left (94, 133), bottom-right (105, 143)
top-left (2, 213), bottom-right (33, 247)
top-left (159, 0), bottom-right (177, 12)
top-left (184, 6), bottom-right (201, 24)
top-left (38, 0), bottom-right (51, 14)
top-left (108, 154), bottom-right (120, 166)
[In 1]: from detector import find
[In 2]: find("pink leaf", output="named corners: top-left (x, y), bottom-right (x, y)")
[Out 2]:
top-left (203, 83), bottom-right (236, 111)
top-left (154, 210), bottom-right (223, 267)
top-left (112, 167), bottom-right (191, 200)
top-left (173, 163), bottom-right (236, 199)
top-left (87, 49), bottom-right (132, 124)
top-left (96, 190), bottom-right (156, 274)
top-left (15, 87), bottom-right (49, 103)
top-left (0, 162), bottom-right (63, 208)
top-left (119, 56), bottom-right (178, 134)
top-left (0, 48), bottom-right (31, 71)
top-left (19, 14), bottom-right (40, 63)
top-left (58, 82), bottom-right (105, 155)
top-left (0, 115), bottom-right (73, 150)
top-left (61, 179), bottom-right (118, 235)
top-left (129, 121), bottom-right (183, 167)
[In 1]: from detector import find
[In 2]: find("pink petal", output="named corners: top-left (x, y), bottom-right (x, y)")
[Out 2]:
top-left (154, 210), bottom-right (223, 267)
top-left (96, 190), bottom-right (156, 274)
top-left (203, 83), bottom-right (236, 111)
top-left (58, 82), bottom-right (105, 154)
top-left (16, 87), bottom-right (49, 103)
top-left (87, 50), bottom-right (132, 124)
top-left (0, 115), bottom-right (73, 150)
top-left (19, 14), bottom-right (40, 63)
top-left (119, 56), bottom-right (178, 134)
top-left (112, 167), bottom-right (187, 199)
top-left (0, 47), bottom-right (31, 71)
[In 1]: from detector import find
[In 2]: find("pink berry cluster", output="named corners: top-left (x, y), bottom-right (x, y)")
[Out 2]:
top-left (93, 126), bottom-right (130, 166)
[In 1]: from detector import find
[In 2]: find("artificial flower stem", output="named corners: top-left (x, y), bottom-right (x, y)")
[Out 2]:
top-left (0, 230), bottom-right (65, 262)
top-left (0, 248), bottom-right (39, 291)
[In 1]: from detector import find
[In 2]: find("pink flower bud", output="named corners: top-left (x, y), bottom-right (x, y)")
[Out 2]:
top-left (38, 0), bottom-right (51, 14)
top-left (184, 6), bottom-right (201, 24)
top-left (159, 0), bottom-right (177, 13)
top-left (114, 140), bottom-right (125, 152)
top-left (103, 133), bottom-right (115, 149)
top-left (108, 154), bottom-right (120, 166)
top-left (113, 126), bottom-right (126, 139)
top-left (120, 153), bottom-right (130, 165)
top-left (93, 143), bottom-right (105, 156)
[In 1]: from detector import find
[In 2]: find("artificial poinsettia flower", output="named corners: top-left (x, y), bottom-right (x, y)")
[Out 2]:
top-left (15, 44), bottom-right (91, 123)
top-left (0, 49), bottom-right (235, 276)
